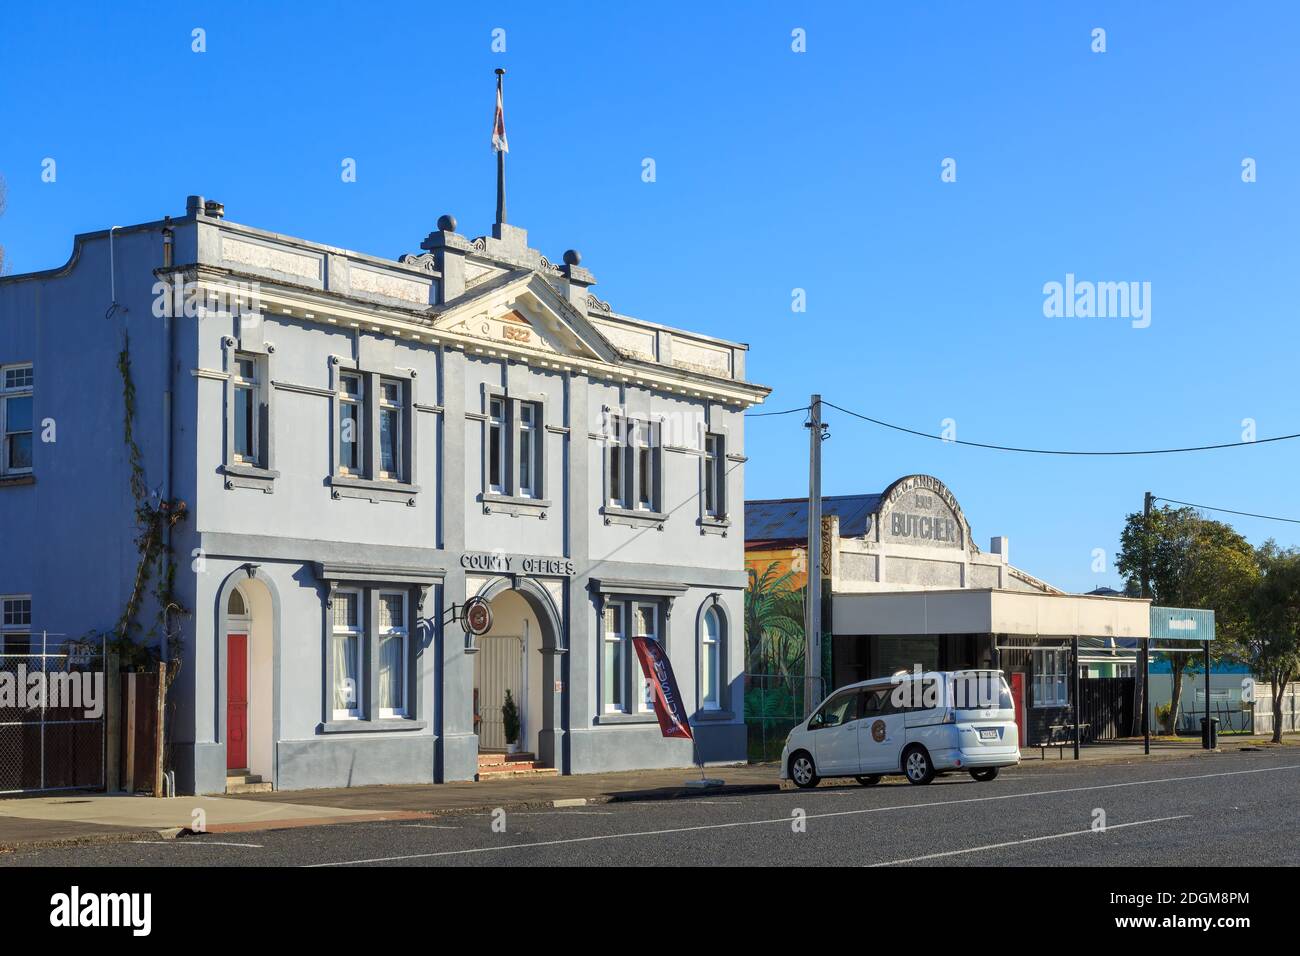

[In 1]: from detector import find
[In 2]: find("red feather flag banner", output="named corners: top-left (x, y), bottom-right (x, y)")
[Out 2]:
top-left (632, 637), bottom-right (694, 740)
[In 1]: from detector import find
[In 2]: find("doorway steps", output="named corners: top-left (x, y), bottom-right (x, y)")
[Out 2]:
top-left (476, 752), bottom-right (557, 779)
top-left (226, 772), bottom-right (273, 794)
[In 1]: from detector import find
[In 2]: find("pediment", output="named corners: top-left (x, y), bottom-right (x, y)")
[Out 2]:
top-left (430, 271), bottom-right (621, 365)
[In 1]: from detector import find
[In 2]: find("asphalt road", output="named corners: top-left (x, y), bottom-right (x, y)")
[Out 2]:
top-left (4, 750), bottom-right (1298, 867)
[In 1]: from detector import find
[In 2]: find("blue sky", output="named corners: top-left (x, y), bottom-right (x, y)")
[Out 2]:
top-left (1, 2), bottom-right (1296, 591)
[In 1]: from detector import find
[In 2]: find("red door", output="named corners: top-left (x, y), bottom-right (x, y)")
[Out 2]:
top-left (1011, 672), bottom-right (1027, 747)
top-left (227, 633), bottom-right (248, 771)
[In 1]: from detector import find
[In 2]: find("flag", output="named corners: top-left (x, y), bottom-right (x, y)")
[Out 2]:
top-left (632, 637), bottom-right (693, 740)
top-left (492, 79), bottom-right (508, 153)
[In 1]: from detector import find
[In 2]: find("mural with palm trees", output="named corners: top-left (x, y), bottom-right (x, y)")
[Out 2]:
top-left (745, 561), bottom-right (806, 682)
top-left (744, 560), bottom-right (808, 758)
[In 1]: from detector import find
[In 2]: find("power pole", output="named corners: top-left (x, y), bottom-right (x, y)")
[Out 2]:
top-left (803, 396), bottom-right (826, 715)
top-left (1141, 490), bottom-right (1152, 755)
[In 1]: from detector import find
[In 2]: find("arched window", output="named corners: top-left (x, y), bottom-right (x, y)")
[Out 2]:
top-left (701, 605), bottom-right (722, 710)
top-left (227, 588), bottom-right (247, 617)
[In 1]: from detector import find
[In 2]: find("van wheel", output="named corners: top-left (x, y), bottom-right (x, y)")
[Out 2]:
top-left (970, 767), bottom-right (998, 782)
top-left (855, 775), bottom-right (882, 787)
top-left (902, 746), bottom-right (935, 785)
top-left (789, 751), bottom-right (819, 789)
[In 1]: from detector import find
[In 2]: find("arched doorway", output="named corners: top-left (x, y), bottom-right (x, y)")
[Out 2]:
top-left (471, 578), bottom-right (564, 773)
top-left (219, 571), bottom-right (277, 791)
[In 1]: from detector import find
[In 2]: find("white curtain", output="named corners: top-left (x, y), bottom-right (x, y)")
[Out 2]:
top-left (334, 634), bottom-right (357, 713)
top-left (379, 633), bottom-right (403, 711)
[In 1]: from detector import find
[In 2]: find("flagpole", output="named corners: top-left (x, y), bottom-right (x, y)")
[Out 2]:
top-left (494, 68), bottom-right (507, 225)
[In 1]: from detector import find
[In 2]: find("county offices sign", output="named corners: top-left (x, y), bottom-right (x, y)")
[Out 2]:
top-left (460, 551), bottom-right (575, 576)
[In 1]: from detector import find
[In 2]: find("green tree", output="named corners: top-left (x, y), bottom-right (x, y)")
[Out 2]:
top-left (745, 562), bottom-right (805, 683)
top-left (1116, 505), bottom-right (1258, 733)
top-left (1245, 543), bottom-right (1300, 743)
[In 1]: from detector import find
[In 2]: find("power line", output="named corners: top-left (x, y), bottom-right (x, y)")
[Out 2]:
top-left (818, 400), bottom-right (1300, 456)
top-left (744, 405), bottom-right (810, 418)
top-left (1152, 497), bottom-right (1300, 526)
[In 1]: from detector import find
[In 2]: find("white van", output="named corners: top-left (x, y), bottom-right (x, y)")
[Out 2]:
top-left (781, 670), bottom-right (1021, 788)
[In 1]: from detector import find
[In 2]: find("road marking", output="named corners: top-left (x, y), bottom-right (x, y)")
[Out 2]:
top-left (867, 815), bottom-right (1192, 866)
top-left (132, 840), bottom-right (264, 848)
top-left (307, 762), bottom-right (1300, 867)
top-left (400, 824), bottom-right (461, 830)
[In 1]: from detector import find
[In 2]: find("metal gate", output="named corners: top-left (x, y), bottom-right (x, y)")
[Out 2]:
top-left (1078, 676), bottom-right (1135, 741)
top-left (0, 633), bottom-right (106, 794)
top-left (476, 635), bottom-right (523, 751)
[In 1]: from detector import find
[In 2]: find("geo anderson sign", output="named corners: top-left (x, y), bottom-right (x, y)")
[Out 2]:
top-left (880, 474), bottom-right (967, 547)
top-left (461, 551), bottom-right (575, 576)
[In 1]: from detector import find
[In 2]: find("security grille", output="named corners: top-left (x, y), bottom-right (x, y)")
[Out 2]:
top-left (0, 633), bottom-right (106, 794)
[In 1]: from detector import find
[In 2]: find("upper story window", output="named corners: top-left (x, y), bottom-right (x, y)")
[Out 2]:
top-left (488, 397), bottom-right (505, 493)
top-left (1, 364), bottom-right (34, 477)
top-left (606, 415), bottom-right (626, 508)
top-left (703, 432), bottom-right (725, 518)
top-left (518, 401), bottom-right (540, 498)
top-left (221, 341), bottom-right (277, 491)
top-left (0, 595), bottom-right (31, 655)
top-left (232, 356), bottom-right (260, 465)
top-left (329, 367), bottom-right (415, 499)
top-left (338, 373), bottom-right (363, 475)
top-left (481, 390), bottom-right (547, 507)
top-left (378, 378), bottom-right (404, 480)
top-left (604, 414), bottom-right (661, 515)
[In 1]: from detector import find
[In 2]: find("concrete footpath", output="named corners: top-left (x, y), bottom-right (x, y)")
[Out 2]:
top-left (2, 735), bottom-right (1292, 853)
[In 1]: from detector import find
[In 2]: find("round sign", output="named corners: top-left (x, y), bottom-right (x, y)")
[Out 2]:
top-left (871, 719), bottom-right (887, 743)
top-left (462, 597), bottom-right (494, 637)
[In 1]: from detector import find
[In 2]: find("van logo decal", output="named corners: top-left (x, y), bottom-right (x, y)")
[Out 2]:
top-left (871, 719), bottom-right (887, 742)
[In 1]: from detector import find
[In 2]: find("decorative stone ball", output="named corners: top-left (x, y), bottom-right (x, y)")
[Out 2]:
top-left (563, 249), bottom-right (581, 266)
top-left (437, 214), bottom-right (457, 233)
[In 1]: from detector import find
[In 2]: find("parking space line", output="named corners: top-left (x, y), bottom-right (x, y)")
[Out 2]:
top-left (867, 815), bottom-right (1192, 866)
top-left (132, 840), bottom-right (264, 848)
top-left (306, 762), bottom-right (1299, 866)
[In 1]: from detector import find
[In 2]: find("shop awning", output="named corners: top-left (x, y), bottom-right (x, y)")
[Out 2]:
top-left (832, 588), bottom-right (1150, 640)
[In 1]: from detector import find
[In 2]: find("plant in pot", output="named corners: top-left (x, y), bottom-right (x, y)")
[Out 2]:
top-left (502, 689), bottom-right (521, 755)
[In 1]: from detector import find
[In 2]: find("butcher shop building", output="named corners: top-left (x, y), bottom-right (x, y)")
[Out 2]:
top-left (746, 475), bottom-right (1152, 747)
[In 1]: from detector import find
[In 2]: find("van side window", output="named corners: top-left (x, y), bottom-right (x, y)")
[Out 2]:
top-left (862, 689), bottom-right (897, 717)
top-left (811, 691), bottom-right (860, 729)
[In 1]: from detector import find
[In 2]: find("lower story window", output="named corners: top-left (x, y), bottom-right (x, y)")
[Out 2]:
top-left (332, 589), bottom-right (362, 719)
top-left (377, 591), bottom-right (408, 718)
top-left (1033, 648), bottom-right (1070, 707)
top-left (603, 604), bottom-right (625, 713)
top-left (602, 599), bottom-right (661, 715)
top-left (701, 606), bottom-right (721, 709)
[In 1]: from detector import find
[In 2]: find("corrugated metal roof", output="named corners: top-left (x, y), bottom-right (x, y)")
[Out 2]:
top-left (745, 494), bottom-right (881, 544)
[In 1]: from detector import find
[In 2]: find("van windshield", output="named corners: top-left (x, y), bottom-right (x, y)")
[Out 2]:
top-left (952, 673), bottom-right (1014, 711)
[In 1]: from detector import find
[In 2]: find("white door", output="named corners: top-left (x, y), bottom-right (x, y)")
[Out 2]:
top-left (811, 689), bottom-right (862, 774)
top-left (858, 688), bottom-right (907, 773)
top-left (477, 636), bottom-right (523, 751)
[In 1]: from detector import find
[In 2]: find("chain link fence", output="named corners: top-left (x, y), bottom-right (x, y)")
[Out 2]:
top-left (0, 633), bottom-right (106, 794)
top-left (744, 673), bottom-right (825, 763)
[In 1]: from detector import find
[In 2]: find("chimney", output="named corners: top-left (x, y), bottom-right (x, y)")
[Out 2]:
top-left (185, 195), bottom-right (206, 217)
top-left (420, 214), bottom-right (471, 304)
top-left (203, 200), bottom-right (225, 219)
top-left (989, 536), bottom-right (1009, 564)
top-left (560, 249), bottom-right (596, 313)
